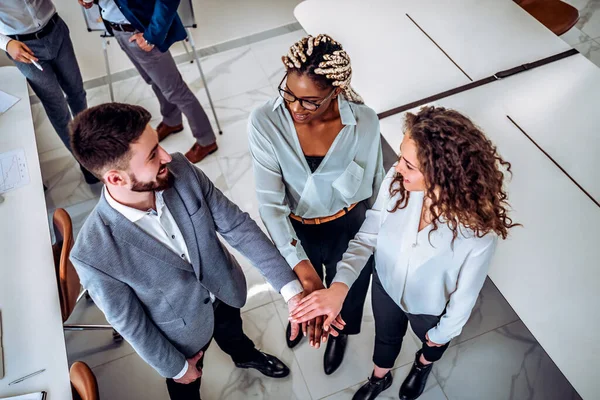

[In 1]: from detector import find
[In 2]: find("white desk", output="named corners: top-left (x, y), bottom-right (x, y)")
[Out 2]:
top-left (404, 0), bottom-right (572, 79)
top-left (296, 1), bottom-right (600, 398)
top-left (0, 67), bottom-right (72, 400)
top-left (294, 0), bottom-right (470, 113)
top-left (498, 54), bottom-right (600, 204)
top-left (294, 0), bottom-right (572, 113)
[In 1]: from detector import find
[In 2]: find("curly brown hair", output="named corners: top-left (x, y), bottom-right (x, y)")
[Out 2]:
top-left (389, 106), bottom-right (518, 242)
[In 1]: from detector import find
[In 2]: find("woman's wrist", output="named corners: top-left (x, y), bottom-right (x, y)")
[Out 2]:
top-left (330, 282), bottom-right (350, 297)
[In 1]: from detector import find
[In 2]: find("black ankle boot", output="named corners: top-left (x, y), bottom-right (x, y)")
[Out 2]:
top-left (399, 351), bottom-right (433, 400)
top-left (323, 332), bottom-right (347, 375)
top-left (352, 371), bottom-right (393, 400)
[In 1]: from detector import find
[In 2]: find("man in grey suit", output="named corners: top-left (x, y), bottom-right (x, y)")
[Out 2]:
top-left (68, 103), bottom-right (311, 400)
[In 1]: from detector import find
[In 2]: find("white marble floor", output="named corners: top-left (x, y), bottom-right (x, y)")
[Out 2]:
top-left (35, 17), bottom-right (594, 400)
top-left (563, 0), bottom-right (600, 66)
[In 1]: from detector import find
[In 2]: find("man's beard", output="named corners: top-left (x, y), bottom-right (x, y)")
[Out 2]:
top-left (130, 167), bottom-right (174, 192)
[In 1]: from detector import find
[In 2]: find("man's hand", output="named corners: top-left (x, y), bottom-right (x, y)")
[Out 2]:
top-left (77, 0), bottom-right (94, 9)
top-left (129, 32), bottom-right (154, 52)
top-left (173, 351), bottom-right (203, 384)
top-left (6, 40), bottom-right (37, 64)
top-left (287, 293), bottom-right (303, 343)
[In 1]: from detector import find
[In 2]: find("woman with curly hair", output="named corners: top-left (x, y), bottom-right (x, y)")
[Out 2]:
top-left (290, 106), bottom-right (518, 400)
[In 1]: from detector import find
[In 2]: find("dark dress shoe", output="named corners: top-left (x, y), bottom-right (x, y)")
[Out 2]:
top-left (399, 351), bottom-right (433, 400)
top-left (185, 142), bottom-right (218, 164)
top-left (234, 351), bottom-right (290, 378)
top-left (352, 371), bottom-right (393, 400)
top-left (80, 165), bottom-right (100, 185)
top-left (286, 321), bottom-right (303, 348)
top-left (324, 332), bottom-right (347, 375)
top-left (156, 122), bottom-right (184, 141)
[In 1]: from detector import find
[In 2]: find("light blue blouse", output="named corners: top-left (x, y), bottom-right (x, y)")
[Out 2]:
top-left (248, 95), bottom-right (384, 268)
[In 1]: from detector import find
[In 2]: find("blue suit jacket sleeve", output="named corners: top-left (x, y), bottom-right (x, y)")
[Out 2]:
top-left (143, 0), bottom-right (181, 47)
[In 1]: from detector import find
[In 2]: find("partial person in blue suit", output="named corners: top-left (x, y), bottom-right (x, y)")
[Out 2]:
top-left (80, 0), bottom-right (218, 164)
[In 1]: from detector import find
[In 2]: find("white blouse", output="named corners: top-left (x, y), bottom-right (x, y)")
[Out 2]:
top-left (333, 167), bottom-right (498, 344)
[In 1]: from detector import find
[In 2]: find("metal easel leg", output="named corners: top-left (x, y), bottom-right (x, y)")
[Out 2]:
top-left (185, 28), bottom-right (223, 135)
top-left (101, 35), bottom-right (115, 102)
top-left (182, 40), bottom-right (194, 63)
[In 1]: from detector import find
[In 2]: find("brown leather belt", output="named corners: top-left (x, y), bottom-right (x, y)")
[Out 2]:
top-left (108, 21), bottom-right (136, 33)
top-left (290, 203), bottom-right (357, 225)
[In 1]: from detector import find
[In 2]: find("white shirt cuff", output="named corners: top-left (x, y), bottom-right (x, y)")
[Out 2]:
top-left (0, 34), bottom-right (12, 52)
top-left (172, 360), bottom-right (188, 379)
top-left (280, 279), bottom-right (303, 302)
top-left (426, 327), bottom-right (451, 346)
top-left (331, 271), bottom-right (357, 291)
top-left (283, 244), bottom-right (308, 269)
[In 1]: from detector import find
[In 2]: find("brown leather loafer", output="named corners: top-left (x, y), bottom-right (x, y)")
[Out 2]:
top-left (156, 122), bottom-right (184, 141)
top-left (185, 142), bottom-right (218, 164)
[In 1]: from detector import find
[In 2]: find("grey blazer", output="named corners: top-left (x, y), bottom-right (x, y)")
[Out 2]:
top-left (70, 153), bottom-right (298, 378)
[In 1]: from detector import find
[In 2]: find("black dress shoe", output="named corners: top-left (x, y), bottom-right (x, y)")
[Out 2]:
top-left (399, 351), bottom-right (433, 400)
top-left (286, 321), bottom-right (303, 348)
top-left (79, 165), bottom-right (100, 185)
top-left (352, 371), bottom-right (393, 400)
top-left (324, 332), bottom-right (347, 375)
top-left (234, 351), bottom-right (290, 378)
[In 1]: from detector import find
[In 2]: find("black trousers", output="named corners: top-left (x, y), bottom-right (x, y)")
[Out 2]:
top-left (291, 201), bottom-right (374, 335)
top-left (372, 270), bottom-right (450, 368)
top-left (165, 301), bottom-right (260, 400)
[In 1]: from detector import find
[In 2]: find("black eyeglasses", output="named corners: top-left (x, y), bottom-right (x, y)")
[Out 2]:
top-left (278, 74), bottom-right (336, 111)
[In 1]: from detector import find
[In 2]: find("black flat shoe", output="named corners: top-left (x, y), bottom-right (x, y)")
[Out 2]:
top-left (234, 351), bottom-right (290, 378)
top-left (352, 371), bottom-right (393, 400)
top-left (399, 351), bottom-right (433, 400)
top-left (324, 332), bottom-right (347, 375)
top-left (286, 321), bottom-right (303, 349)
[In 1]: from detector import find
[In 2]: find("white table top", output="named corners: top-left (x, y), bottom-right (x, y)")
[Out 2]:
top-left (294, 0), bottom-right (471, 113)
top-left (296, 1), bottom-right (600, 398)
top-left (0, 67), bottom-right (72, 400)
top-left (499, 53), bottom-right (600, 204)
top-left (403, 0), bottom-right (572, 79)
top-left (294, 0), bottom-right (572, 113)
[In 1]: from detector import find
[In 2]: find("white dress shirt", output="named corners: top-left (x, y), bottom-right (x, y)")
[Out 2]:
top-left (0, 0), bottom-right (56, 51)
top-left (104, 187), bottom-right (303, 378)
top-left (332, 167), bottom-right (498, 345)
top-left (98, 0), bottom-right (129, 24)
top-left (249, 95), bottom-right (384, 268)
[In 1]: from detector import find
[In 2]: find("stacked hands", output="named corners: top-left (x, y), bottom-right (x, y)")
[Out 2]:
top-left (285, 260), bottom-right (349, 349)
top-left (287, 282), bottom-right (348, 348)
top-left (285, 261), bottom-right (444, 349)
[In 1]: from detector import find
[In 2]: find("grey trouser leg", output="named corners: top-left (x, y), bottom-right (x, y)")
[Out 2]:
top-left (113, 31), bottom-right (216, 146)
top-left (9, 16), bottom-right (87, 152)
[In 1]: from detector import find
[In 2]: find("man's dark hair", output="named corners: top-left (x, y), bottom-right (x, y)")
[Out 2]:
top-left (70, 103), bottom-right (151, 179)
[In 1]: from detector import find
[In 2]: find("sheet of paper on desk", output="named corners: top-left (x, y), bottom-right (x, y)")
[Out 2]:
top-left (0, 392), bottom-right (46, 400)
top-left (0, 149), bottom-right (30, 194)
top-left (0, 90), bottom-right (20, 114)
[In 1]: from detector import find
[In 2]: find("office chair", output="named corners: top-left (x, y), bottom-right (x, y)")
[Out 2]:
top-left (52, 208), bottom-right (121, 342)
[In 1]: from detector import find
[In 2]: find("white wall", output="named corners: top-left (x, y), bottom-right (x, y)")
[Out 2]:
top-left (1, 0), bottom-right (301, 81)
